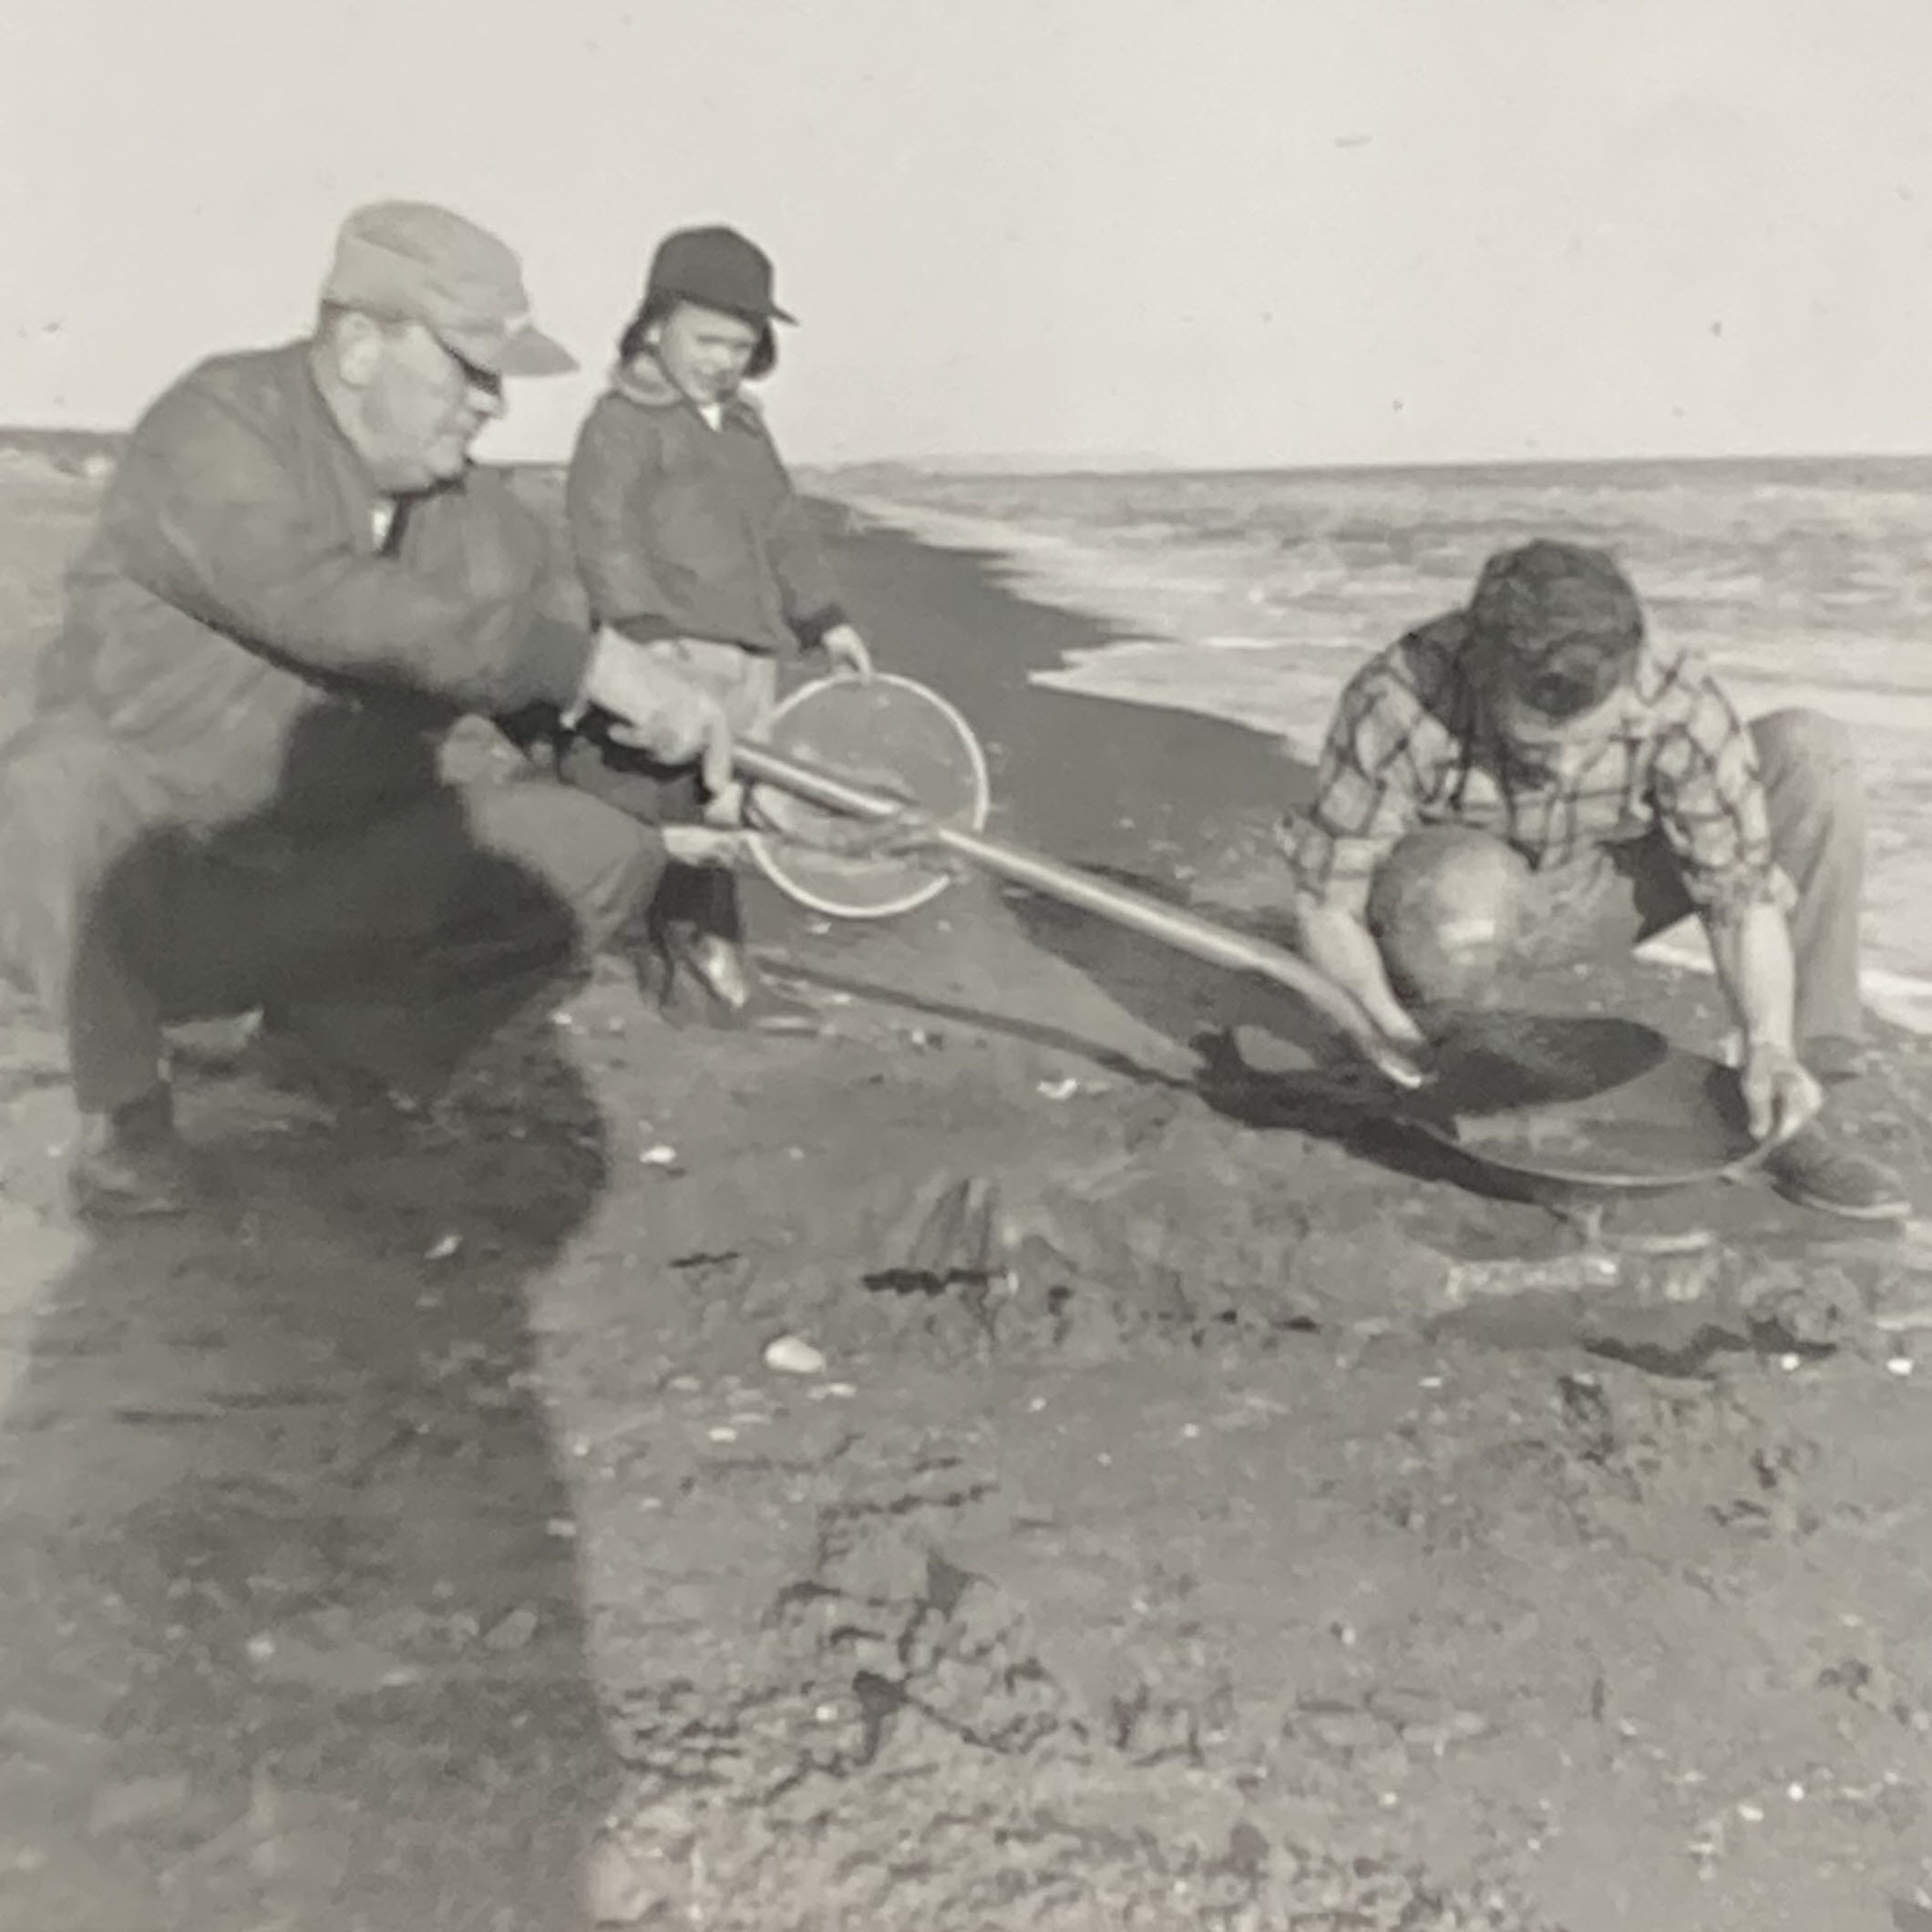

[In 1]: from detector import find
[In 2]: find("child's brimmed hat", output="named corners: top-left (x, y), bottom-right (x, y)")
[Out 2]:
top-left (642, 226), bottom-right (796, 326)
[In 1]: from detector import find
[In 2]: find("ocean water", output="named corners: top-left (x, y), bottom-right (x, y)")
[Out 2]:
top-left (837, 459), bottom-right (1932, 1034)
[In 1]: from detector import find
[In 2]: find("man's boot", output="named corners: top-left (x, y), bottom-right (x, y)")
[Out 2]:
top-left (648, 864), bottom-right (822, 1036)
top-left (69, 1084), bottom-right (200, 1219)
top-left (1762, 1121), bottom-right (1909, 1222)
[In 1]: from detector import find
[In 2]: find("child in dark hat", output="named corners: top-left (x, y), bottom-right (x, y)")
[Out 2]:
top-left (552, 225), bottom-right (875, 1032)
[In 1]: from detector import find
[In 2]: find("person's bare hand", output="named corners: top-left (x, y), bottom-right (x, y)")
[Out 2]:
top-left (1365, 994), bottom-right (1427, 1052)
top-left (585, 629), bottom-right (734, 792)
top-left (820, 623), bottom-right (873, 680)
top-left (661, 825), bottom-right (754, 868)
top-left (1739, 1040), bottom-right (1823, 1145)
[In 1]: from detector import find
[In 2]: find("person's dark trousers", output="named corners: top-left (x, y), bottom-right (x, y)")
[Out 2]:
top-left (553, 721), bottom-right (743, 947)
top-left (46, 778), bottom-right (665, 1114)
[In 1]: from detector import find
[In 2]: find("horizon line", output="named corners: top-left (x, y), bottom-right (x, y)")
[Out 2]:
top-left (796, 447), bottom-right (1932, 480)
top-left (6, 422), bottom-right (1932, 479)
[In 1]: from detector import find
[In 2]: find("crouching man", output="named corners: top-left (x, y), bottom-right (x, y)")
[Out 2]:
top-left (0, 202), bottom-right (735, 1217)
top-left (1282, 539), bottom-right (1906, 1221)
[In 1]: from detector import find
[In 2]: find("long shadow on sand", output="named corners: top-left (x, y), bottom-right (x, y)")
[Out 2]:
top-left (0, 746), bottom-right (622, 1927)
top-left (776, 896), bottom-right (1534, 1208)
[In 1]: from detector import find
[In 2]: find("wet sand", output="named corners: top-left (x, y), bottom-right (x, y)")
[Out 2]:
top-left (0, 468), bottom-right (1929, 1928)
top-left (816, 501), bottom-right (1318, 871)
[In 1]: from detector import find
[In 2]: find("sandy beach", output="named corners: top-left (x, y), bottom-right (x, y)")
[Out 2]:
top-left (1, 465), bottom-right (1931, 1930)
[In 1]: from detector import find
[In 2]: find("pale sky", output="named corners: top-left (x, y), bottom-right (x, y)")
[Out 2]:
top-left (4, 0), bottom-right (1931, 469)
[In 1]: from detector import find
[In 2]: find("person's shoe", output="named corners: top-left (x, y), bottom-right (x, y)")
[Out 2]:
top-left (161, 1012), bottom-right (265, 1074)
top-left (655, 932), bottom-right (824, 1035)
top-left (1801, 1034), bottom-right (1871, 1086)
top-left (69, 1087), bottom-right (200, 1220)
top-left (1762, 1125), bottom-right (1910, 1222)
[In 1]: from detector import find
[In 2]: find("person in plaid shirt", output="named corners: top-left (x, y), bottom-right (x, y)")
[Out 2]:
top-left (1283, 538), bottom-right (1905, 1221)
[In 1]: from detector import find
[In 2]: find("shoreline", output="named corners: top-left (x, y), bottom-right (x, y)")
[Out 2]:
top-left (820, 490), bottom-right (1932, 1040)
top-left (808, 497), bottom-right (1318, 889)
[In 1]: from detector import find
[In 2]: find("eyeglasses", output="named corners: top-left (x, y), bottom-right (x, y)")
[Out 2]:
top-left (363, 313), bottom-right (504, 402)
top-left (434, 338), bottom-right (504, 403)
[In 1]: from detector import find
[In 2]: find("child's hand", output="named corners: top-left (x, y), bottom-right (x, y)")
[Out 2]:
top-left (821, 624), bottom-right (873, 680)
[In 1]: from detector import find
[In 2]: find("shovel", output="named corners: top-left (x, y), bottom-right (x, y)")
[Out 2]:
top-left (731, 673), bottom-right (1428, 1091)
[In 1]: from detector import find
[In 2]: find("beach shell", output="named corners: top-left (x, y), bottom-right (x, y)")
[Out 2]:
top-left (484, 1607), bottom-right (540, 1653)
top-left (586, 1836), bottom-right (660, 1925)
top-left (763, 1335), bottom-right (827, 1377)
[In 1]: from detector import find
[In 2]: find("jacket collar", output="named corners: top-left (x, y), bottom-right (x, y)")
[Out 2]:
top-left (607, 354), bottom-right (762, 429)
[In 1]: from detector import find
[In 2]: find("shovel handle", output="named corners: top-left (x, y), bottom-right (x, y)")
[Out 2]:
top-left (735, 740), bottom-right (1427, 1090)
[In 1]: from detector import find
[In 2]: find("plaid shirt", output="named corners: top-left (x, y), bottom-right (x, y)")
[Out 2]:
top-left (1284, 610), bottom-right (1783, 922)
